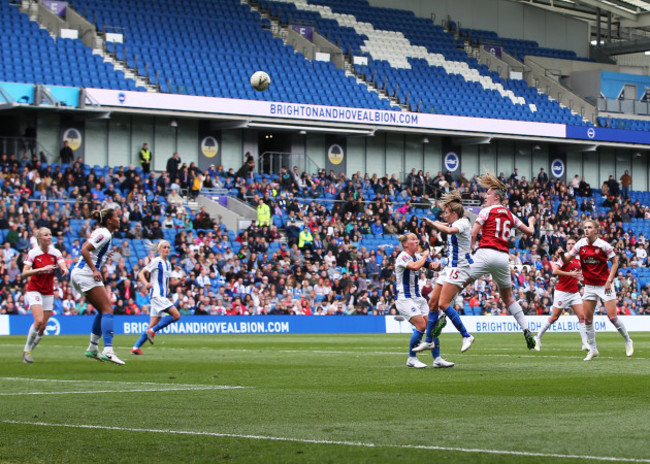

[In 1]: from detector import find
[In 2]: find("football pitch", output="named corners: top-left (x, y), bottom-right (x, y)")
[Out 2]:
top-left (0, 332), bottom-right (648, 464)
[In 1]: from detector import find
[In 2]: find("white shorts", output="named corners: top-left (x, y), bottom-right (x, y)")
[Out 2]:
top-left (552, 290), bottom-right (582, 310)
top-left (435, 268), bottom-right (449, 286)
top-left (443, 266), bottom-right (471, 288)
top-left (469, 248), bottom-right (512, 289)
top-left (395, 297), bottom-right (429, 320)
top-left (25, 292), bottom-right (54, 312)
top-left (582, 284), bottom-right (617, 303)
top-left (70, 268), bottom-right (104, 295)
top-left (150, 297), bottom-right (174, 318)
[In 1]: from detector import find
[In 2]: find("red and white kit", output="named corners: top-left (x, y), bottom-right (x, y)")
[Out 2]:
top-left (25, 245), bottom-right (64, 311)
top-left (568, 238), bottom-right (616, 302)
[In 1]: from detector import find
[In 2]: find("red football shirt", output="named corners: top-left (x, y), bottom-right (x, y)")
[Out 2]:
top-left (476, 204), bottom-right (523, 253)
top-left (568, 238), bottom-right (615, 286)
top-left (25, 245), bottom-right (63, 295)
top-left (553, 257), bottom-right (581, 293)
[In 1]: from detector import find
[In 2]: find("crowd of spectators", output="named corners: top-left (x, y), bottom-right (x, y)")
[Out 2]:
top-left (1, 148), bottom-right (649, 319)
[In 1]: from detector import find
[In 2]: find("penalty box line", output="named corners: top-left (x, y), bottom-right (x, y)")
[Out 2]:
top-left (0, 420), bottom-right (648, 463)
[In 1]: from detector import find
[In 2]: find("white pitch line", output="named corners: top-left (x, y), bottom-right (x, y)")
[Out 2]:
top-left (0, 420), bottom-right (647, 463)
top-left (0, 386), bottom-right (244, 396)
top-left (0, 377), bottom-right (237, 388)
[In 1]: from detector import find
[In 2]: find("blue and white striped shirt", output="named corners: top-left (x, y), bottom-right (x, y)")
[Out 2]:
top-left (394, 251), bottom-right (422, 300)
top-left (446, 218), bottom-right (473, 267)
top-left (145, 257), bottom-right (172, 298)
top-left (74, 227), bottom-right (112, 272)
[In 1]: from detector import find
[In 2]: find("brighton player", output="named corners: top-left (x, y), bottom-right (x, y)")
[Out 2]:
top-left (534, 236), bottom-right (587, 351)
top-left (71, 207), bottom-right (125, 365)
top-left (21, 227), bottom-right (69, 363)
top-left (395, 233), bottom-right (453, 368)
top-left (561, 220), bottom-right (633, 361)
top-left (413, 191), bottom-right (475, 354)
top-left (131, 240), bottom-right (181, 355)
top-left (465, 170), bottom-right (537, 349)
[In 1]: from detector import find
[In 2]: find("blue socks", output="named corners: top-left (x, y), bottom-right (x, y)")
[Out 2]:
top-left (444, 306), bottom-right (470, 338)
top-left (134, 316), bottom-right (179, 349)
top-left (151, 315), bottom-right (176, 332)
top-left (134, 332), bottom-right (148, 349)
top-left (409, 330), bottom-right (424, 357)
top-left (424, 311), bottom-right (439, 343)
top-left (91, 313), bottom-right (103, 337)
top-left (432, 338), bottom-right (440, 359)
top-left (101, 313), bottom-right (114, 347)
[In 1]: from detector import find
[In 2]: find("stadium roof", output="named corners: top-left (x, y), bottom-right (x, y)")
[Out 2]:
top-left (511, 0), bottom-right (650, 54)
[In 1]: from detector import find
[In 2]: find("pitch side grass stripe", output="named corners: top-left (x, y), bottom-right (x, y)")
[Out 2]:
top-left (0, 420), bottom-right (648, 463)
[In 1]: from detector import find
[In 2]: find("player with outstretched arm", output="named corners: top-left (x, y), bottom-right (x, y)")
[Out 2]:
top-left (413, 190), bottom-right (475, 355)
top-left (464, 170), bottom-right (537, 349)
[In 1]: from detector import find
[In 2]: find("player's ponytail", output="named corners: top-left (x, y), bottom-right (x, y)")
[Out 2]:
top-left (440, 190), bottom-right (464, 217)
top-left (145, 239), bottom-right (170, 255)
top-left (91, 207), bottom-right (115, 227)
top-left (479, 169), bottom-right (507, 202)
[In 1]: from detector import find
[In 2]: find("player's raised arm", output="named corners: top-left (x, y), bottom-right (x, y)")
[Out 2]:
top-left (518, 215), bottom-right (535, 236)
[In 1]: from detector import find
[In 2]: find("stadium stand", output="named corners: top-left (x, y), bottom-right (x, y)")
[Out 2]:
top-left (68, 0), bottom-right (393, 108)
top-left (0, 1), bottom-right (142, 90)
top-left (458, 27), bottom-right (593, 63)
top-left (1, 0), bottom-right (592, 123)
top-left (1, 150), bottom-right (648, 316)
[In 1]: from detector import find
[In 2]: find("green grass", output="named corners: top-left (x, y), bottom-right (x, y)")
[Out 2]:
top-left (0, 332), bottom-right (648, 463)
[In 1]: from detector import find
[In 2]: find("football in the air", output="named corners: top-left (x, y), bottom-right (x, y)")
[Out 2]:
top-left (250, 71), bottom-right (271, 91)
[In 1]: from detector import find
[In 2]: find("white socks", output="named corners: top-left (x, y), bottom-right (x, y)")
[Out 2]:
top-left (87, 333), bottom-right (101, 351)
top-left (24, 324), bottom-right (38, 352)
top-left (610, 317), bottom-right (631, 342)
top-left (578, 321), bottom-right (588, 347)
top-left (537, 319), bottom-right (552, 338)
top-left (507, 301), bottom-right (528, 331)
top-left (585, 323), bottom-right (597, 351)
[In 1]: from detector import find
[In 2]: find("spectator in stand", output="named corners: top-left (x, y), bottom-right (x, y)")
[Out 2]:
top-left (59, 140), bottom-right (74, 165)
top-left (139, 143), bottom-right (152, 174)
top-left (166, 152), bottom-right (181, 181)
top-left (620, 170), bottom-right (632, 200)
top-left (606, 175), bottom-right (620, 198)
top-left (236, 153), bottom-right (255, 180)
top-left (537, 167), bottom-right (548, 188)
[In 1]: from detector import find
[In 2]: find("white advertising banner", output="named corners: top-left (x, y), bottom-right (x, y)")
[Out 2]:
top-left (0, 315), bottom-right (8, 336)
top-left (385, 315), bottom-right (650, 334)
top-left (84, 88), bottom-right (566, 139)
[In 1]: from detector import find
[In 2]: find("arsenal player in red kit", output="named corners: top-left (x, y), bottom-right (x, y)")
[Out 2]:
top-left (534, 237), bottom-right (587, 351)
top-left (562, 220), bottom-right (634, 361)
top-left (464, 170), bottom-right (537, 350)
top-left (22, 227), bottom-right (69, 363)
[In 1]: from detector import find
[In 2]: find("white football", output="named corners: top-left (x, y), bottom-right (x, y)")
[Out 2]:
top-left (250, 71), bottom-right (271, 91)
